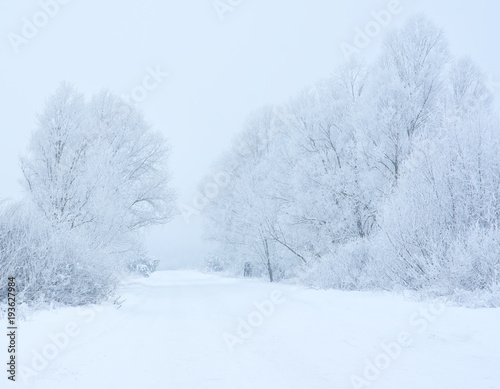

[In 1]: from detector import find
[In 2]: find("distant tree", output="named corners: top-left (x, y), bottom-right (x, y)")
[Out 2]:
top-left (202, 106), bottom-right (283, 282)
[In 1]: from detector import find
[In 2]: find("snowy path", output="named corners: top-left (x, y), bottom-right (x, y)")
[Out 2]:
top-left (16, 271), bottom-right (500, 388)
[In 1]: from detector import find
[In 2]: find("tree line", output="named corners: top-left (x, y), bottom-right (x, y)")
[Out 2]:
top-left (201, 16), bottom-right (500, 306)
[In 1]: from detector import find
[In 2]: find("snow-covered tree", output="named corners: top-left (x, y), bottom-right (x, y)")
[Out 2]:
top-left (376, 58), bottom-right (500, 294)
top-left (368, 15), bottom-right (450, 188)
top-left (22, 84), bottom-right (175, 236)
top-left (0, 83), bottom-right (176, 306)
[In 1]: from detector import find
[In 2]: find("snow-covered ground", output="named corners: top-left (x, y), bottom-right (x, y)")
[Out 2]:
top-left (12, 270), bottom-right (500, 388)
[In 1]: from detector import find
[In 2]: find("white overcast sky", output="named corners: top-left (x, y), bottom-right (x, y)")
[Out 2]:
top-left (1, 0), bottom-right (499, 268)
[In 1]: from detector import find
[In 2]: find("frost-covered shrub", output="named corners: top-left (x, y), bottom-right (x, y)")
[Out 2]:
top-left (127, 256), bottom-right (160, 277)
top-left (0, 202), bottom-right (116, 306)
top-left (446, 225), bottom-right (500, 292)
top-left (203, 254), bottom-right (228, 273)
top-left (300, 239), bottom-right (374, 290)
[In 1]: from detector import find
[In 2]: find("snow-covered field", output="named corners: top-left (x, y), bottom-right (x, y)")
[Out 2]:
top-left (13, 271), bottom-right (500, 388)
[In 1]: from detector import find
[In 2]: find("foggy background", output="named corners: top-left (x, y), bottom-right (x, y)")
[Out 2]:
top-left (1, 0), bottom-right (499, 269)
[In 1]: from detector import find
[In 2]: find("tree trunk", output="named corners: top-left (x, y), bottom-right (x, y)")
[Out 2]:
top-left (264, 238), bottom-right (273, 282)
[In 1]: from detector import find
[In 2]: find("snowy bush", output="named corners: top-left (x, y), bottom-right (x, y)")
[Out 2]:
top-left (0, 202), bottom-right (116, 306)
top-left (299, 239), bottom-right (375, 290)
top-left (127, 256), bottom-right (160, 277)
